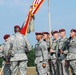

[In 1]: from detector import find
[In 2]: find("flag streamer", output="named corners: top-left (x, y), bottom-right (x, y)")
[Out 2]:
top-left (20, 0), bottom-right (44, 36)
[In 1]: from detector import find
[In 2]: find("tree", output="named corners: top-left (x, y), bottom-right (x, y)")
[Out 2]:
top-left (27, 48), bottom-right (35, 66)
top-left (0, 58), bottom-right (3, 67)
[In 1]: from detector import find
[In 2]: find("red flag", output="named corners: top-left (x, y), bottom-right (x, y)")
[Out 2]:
top-left (20, 13), bottom-right (31, 35)
top-left (20, 0), bottom-right (44, 36)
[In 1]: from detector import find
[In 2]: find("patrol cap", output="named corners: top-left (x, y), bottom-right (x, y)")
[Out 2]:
top-left (42, 32), bottom-right (49, 34)
top-left (14, 25), bottom-right (20, 29)
top-left (59, 29), bottom-right (65, 33)
top-left (3, 34), bottom-right (10, 40)
top-left (70, 29), bottom-right (76, 33)
top-left (52, 31), bottom-right (58, 35)
top-left (35, 32), bottom-right (43, 35)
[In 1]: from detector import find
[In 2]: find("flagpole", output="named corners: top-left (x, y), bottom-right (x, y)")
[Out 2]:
top-left (48, 0), bottom-right (52, 48)
top-left (48, 0), bottom-right (52, 33)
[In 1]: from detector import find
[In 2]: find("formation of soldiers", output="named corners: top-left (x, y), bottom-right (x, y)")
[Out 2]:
top-left (34, 29), bottom-right (76, 75)
top-left (0, 25), bottom-right (76, 75)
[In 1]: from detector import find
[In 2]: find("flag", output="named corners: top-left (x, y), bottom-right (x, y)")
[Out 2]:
top-left (32, 0), bottom-right (44, 14)
top-left (27, 15), bottom-right (35, 33)
top-left (20, 0), bottom-right (44, 36)
top-left (20, 13), bottom-right (31, 35)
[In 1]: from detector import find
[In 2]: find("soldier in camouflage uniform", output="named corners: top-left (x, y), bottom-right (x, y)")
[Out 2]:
top-left (42, 32), bottom-right (51, 54)
top-left (50, 31), bottom-right (59, 75)
top-left (0, 34), bottom-right (11, 75)
top-left (66, 29), bottom-right (76, 75)
top-left (58, 29), bottom-right (69, 75)
top-left (35, 32), bottom-right (48, 75)
top-left (42, 32), bottom-right (52, 75)
top-left (5, 25), bottom-right (32, 75)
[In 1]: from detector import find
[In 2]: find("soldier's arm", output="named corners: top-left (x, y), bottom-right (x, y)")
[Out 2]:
top-left (61, 40), bottom-right (69, 54)
top-left (0, 45), bottom-right (4, 57)
top-left (41, 42), bottom-right (48, 68)
top-left (4, 37), bottom-right (13, 56)
top-left (50, 40), bottom-right (56, 54)
top-left (24, 37), bottom-right (32, 52)
top-left (41, 42), bottom-right (48, 62)
top-left (0, 45), bottom-right (3, 51)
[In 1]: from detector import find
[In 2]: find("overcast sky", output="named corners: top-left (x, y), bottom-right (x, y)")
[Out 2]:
top-left (0, 0), bottom-right (76, 46)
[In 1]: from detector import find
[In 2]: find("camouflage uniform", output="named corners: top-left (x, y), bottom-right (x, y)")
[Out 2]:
top-left (0, 34), bottom-right (11, 75)
top-left (45, 40), bottom-right (50, 57)
top-left (45, 39), bottom-right (51, 75)
top-left (42, 32), bottom-right (52, 75)
top-left (58, 37), bottom-right (69, 75)
top-left (50, 39), bottom-right (59, 75)
top-left (6, 32), bottom-right (32, 75)
top-left (0, 42), bottom-right (11, 75)
top-left (67, 37), bottom-right (76, 75)
top-left (35, 40), bottom-right (48, 75)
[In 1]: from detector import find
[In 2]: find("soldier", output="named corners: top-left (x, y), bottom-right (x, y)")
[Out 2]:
top-left (5, 25), bottom-right (32, 75)
top-left (66, 29), bottom-right (76, 75)
top-left (0, 34), bottom-right (11, 75)
top-left (35, 32), bottom-right (48, 75)
top-left (58, 29), bottom-right (69, 75)
top-left (42, 32), bottom-right (52, 75)
top-left (50, 30), bottom-right (59, 75)
top-left (42, 32), bottom-right (51, 52)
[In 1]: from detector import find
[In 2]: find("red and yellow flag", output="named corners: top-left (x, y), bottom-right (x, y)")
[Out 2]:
top-left (20, 0), bottom-right (44, 36)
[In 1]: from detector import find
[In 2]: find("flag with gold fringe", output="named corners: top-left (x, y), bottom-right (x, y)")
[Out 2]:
top-left (20, 0), bottom-right (44, 36)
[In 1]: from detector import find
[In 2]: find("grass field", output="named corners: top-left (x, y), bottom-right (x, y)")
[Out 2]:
top-left (0, 67), bottom-right (36, 75)
top-left (27, 67), bottom-right (36, 75)
top-left (0, 67), bottom-right (72, 75)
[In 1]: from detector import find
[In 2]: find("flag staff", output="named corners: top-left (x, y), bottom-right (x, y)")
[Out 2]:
top-left (48, 0), bottom-right (52, 33)
top-left (48, 0), bottom-right (52, 48)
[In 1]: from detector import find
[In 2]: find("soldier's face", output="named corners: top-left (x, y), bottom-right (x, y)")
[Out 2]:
top-left (43, 34), bottom-right (48, 40)
top-left (14, 28), bottom-right (20, 33)
top-left (5, 38), bottom-right (9, 42)
top-left (70, 32), bottom-right (75, 37)
top-left (36, 35), bottom-right (42, 41)
top-left (53, 33), bottom-right (59, 39)
top-left (59, 32), bottom-right (66, 37)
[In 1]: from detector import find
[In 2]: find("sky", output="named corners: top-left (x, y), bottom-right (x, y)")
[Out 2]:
top-left (0, 0), bottom-right (76, 46)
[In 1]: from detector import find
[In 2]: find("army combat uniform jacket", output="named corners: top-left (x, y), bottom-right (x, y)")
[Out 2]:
top-left (67, 37), bottom-right (76, 60)
top-left (35, 40), bottom-right (48, 64)
top-left (59, 37), bottom-right (68, 60)
top-left (6, 32), bottom-right (32, 61)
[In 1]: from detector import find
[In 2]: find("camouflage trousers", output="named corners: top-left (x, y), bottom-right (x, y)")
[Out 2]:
top-left (3, 64), bottom-right (11, 75)
top-left (36, 62), bottom-right (48, 75)
top-left (69, 60), bottom-right (76, 75)
top-left (10, 60), bottom-right (28, 75)
top-left (57, 59), bottom-right (69, 75)
top-left (50, 59), bottom-right (57, 75)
